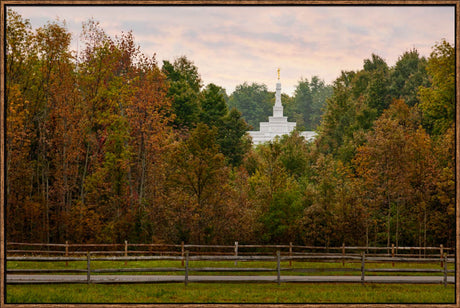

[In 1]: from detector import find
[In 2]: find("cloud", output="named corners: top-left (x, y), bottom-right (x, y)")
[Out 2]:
top-left (10, 5), bottom-right (455, 95)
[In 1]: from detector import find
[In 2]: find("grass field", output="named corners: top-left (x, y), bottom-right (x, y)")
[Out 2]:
top-left (7, 258), bottom-right (455, 303)
top-left (6, 283), bottom-right (455, 303)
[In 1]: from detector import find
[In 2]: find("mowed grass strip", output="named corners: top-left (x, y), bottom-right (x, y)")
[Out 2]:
top-left (7, 259), bottom-right (454, 276)
top-left (7, 283), bottom-right (455, 303)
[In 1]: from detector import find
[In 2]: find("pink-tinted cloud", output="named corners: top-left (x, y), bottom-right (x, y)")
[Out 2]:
top-left (10, 5), bottom-right (455, 95)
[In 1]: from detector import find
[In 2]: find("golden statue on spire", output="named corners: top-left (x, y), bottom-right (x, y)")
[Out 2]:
top-left (277, 67), bottom-right (280, 80)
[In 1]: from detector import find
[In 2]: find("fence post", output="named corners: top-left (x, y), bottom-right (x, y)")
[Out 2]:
top-left (440, 244), bottom-right (444, 268)
top-left (185, 250), bottom-right (189, 286)
top-left (181, 241), bottom-right (185, 267)
top-left (443, 253), bottom-right (448, 287)
top-left (124, 240), bottom-right (128, 265)
top-left (234, 241), bottom-right (238, 266)
top-left (391, 243), bottom-right (395, 267)
top-left (289, 242), bottom-right (292, 267)
top-left (277, 250), bottom-right (281, 285)
top-left (360, 251), bottom-right (365, 285)
top-left (65, 241), bottom-right (69, 267)
top-left (342, 243), bottom-right (345, 267)
top-left (87, 252), bottom-right (91, 284)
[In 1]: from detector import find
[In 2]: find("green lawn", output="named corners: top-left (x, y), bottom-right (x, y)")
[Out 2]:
top-left (7, 283), bottom-right (455, 303)
top-left (7, 259), bottom-right (454, 303)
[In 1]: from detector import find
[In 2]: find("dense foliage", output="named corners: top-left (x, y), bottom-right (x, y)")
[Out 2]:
top-left (6, 11), bottom-right (455, 248)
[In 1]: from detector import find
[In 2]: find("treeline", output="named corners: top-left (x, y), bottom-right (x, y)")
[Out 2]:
top-left (6, 11), bottom-right (455, 248)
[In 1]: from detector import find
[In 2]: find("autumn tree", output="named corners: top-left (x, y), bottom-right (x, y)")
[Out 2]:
top-left (429, 124), bottom-right (455, 246)
top-left (353, 100), bottom-right (443, 247)
top-left (166, 124), bottom-right (235, 243)
top-left (38, 22), bottom-right (83, 242)
top-left (124, 54), bottom-right (174, 242)
top-left (6, 11), bottom-right (81, 242)
top-left (354, 101), bottom-right (410, 247)
top-left (6, 9), bottom-right (455, 249)
top-left (6, 11), bottom-right (37, 241)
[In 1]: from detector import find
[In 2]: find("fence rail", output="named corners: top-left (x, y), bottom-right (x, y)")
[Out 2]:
top-left (7, 250), bottom-right (455, 286)
top-left (6, 241), bottom-right (455, 258)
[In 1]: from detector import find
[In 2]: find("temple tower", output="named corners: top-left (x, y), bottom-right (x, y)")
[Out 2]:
top-left (248, 69), bottom-right (317, 145)
top-left (273, 69), bottom-right (283, 117)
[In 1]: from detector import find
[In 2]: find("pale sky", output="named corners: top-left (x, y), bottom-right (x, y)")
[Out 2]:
top-left (10, 5), bottom-right (455, 96)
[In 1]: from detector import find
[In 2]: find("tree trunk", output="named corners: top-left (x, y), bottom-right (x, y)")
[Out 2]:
top-left (80, 142), bottom-right (90, 206)
top-left (423, 204), bottom-right (427, 256)
top-left (396, 201), bottom-right (399, 249)
top-left (387, 193), bottom-right (391, 249)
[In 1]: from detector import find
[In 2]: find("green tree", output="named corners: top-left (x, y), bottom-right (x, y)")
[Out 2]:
top-left (286, 78), bottom-right (312, 130)
top-left (199, 83), bottom-right (251, 167)
top-left (217, 108), bottom-right (251, 166)
top-left (389, 49), bottom-right (429, 107)
top-left (199, 83), bottom-right (228, 127)
top-left (228, 82), bottom-right (272, 130)
top-left (286, 76), bottom-right (332, 131)
top-left (256, 133), bottom-right (316, 244)
top-left (277, 132), bottom-right (310, 179)
top-left (316, 70), bottom-right (372, 162)
top-left (310, 76), bottom-right (333, 128)
top-left (418, 40), bottom-right (455, 135)
top-left (247, 137), bottom-right (309, 244)
top-left (316, 54), bottom-right (393, 164)
top-left (362, 54), bottom-right (391, 115)
top-left (262, 188), bottom-right (304, 243)
top-left (162, 56), bottom-right (202, 129)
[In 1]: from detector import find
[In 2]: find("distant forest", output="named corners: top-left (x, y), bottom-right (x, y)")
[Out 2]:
top-left (6, 10), bottom-right (455, 248)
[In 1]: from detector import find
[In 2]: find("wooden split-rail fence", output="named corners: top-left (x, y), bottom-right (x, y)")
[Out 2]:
top-left (7, 251), bottom-right (455, 286)
top-left (6, 242), bottom-right (455, 286)
top-left (6, 241), bottom-right (455, 259)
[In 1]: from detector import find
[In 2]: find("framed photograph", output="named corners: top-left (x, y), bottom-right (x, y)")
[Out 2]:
top-left (2, 1), bottom-right (458, 307)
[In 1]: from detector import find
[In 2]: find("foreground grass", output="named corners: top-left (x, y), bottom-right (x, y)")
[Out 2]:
top-left (7, 283), bottom-right (454, 303)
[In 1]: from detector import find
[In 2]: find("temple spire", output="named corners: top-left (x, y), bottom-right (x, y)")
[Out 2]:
top-left (273, 69), bottom-right (283, 112)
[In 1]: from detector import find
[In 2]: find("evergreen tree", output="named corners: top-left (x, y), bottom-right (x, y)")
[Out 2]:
top-left (162, 56), bottom-right (202, 129)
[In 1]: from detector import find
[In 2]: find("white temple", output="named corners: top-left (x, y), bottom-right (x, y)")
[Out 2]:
top-left (248, 69), bottom-right (317, 145)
